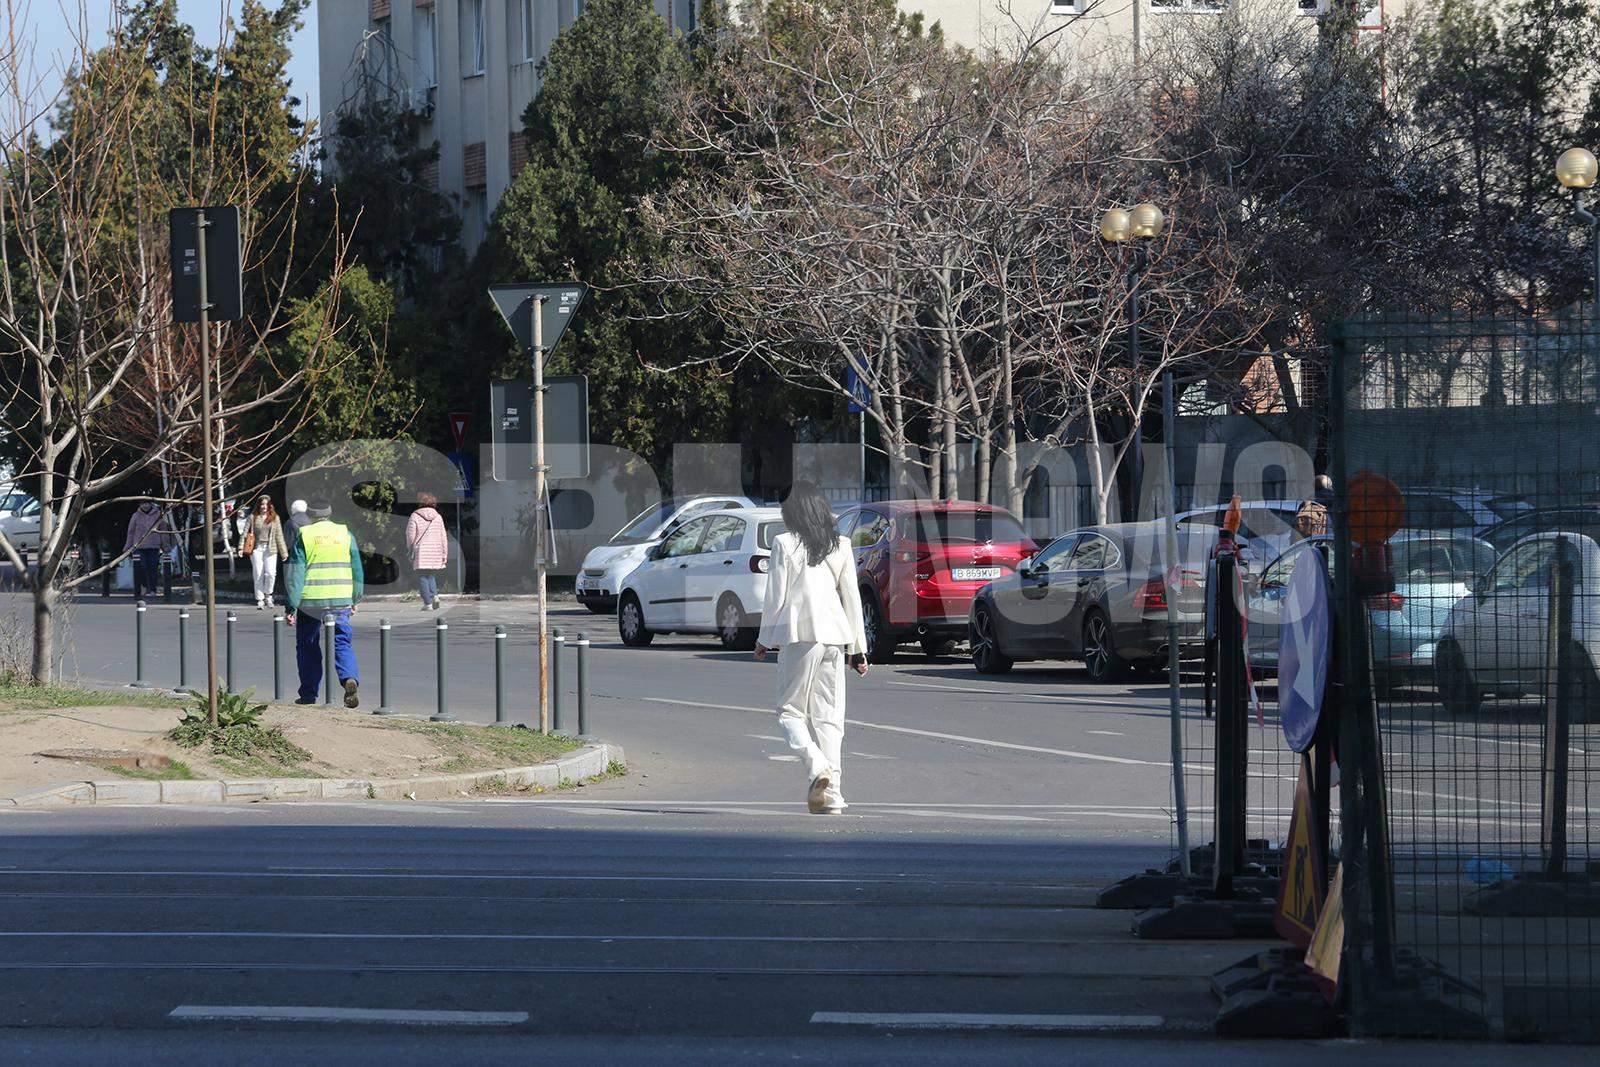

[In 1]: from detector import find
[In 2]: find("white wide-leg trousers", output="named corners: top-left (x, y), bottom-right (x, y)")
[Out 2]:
top-left (775, 641), bottom-right (846, 797)
top-left (251, 546), bottom-right (277, 603)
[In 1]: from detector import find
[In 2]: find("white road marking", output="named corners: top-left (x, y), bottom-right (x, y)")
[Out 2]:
top-left (765, 755), bottom-right (801, 762)
top-left (638, 695), bottom-right (1166, 766)
top-left (874, 809), bottom-right (1048, 823)
top-left (848, 752), bottom-right (896, 760)
top-left (170, 1005), bottom-right (527, 1026)
top-left (745, 734), bottom-right (786, 742)
top-left (1086, 730), bottom-right (1125, 737)
top-left (810, 1011), bottom-right (1168, 1031)
top-left (885, 680), bottom-right (1162, 710)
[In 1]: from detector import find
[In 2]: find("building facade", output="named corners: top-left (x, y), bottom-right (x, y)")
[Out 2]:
top-left (318, 0), bottom-right (1387, 246)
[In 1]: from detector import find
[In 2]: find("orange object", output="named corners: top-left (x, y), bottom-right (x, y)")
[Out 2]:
top-left (1222, 494), bottom-right (1242, 535)
top-left (1347, 471), bottom-right (1404, 546)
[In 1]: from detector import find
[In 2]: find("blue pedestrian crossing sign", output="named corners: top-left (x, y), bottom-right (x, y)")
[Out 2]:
top-left (1278, 547), bottom-right (1331, 753)
top-left (846, 367), bottom-right (872, 414)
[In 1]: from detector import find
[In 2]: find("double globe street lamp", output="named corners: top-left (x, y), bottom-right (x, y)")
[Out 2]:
top-left (1556, 146), bottom-right (1600, 305)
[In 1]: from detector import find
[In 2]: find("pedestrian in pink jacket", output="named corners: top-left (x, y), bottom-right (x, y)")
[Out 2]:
top-left (405, 492), bottom-right (450, 610)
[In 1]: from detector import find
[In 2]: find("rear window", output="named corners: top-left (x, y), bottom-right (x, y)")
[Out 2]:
top-left (758, 522), bottom-right (785, 550)
top-left (1179, 506), bottom-right (1297, 541)
top-left (901, 509), bottom-right (1025, 545)
top-left (1486, 496), bottom-right (1533, 520)
top-left (1392, 537), bottom-right (1495, 582)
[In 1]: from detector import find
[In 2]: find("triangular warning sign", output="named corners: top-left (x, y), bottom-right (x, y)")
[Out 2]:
top-left (488, 283), bottom-right (587, 366)
top-left (1274, 757), bottom-right (1326, 948)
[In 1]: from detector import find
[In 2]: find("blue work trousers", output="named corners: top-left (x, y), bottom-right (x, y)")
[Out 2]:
top-left (295, 608), bottom-right (359, 701)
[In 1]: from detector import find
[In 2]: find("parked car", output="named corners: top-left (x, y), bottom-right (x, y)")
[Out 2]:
top-left (834, 500), bottom-right (1037, 662)
top-left (576, 494), bottom-right (761, 613)
top-left (1246, 530), bottom-right (1495, 691)
top-left (967, 523), bottom-right (1204, 681)
top-left (0, 488), bottom-right (34, 520)
top-left (0, 497), bottom-right (42, 553)
top-left (1399, 487), bottom-right (1532, 537)
top-left (1175, 500), bottom-right (1303, 572)
top-left (1436, 531), bottom-right (1600, 717)
top-left (617, 506), bottom-right (785, 650)
top-left (1479, 505), bottom-right (1600, 553)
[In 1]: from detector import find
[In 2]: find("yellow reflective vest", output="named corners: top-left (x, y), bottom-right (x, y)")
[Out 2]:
top-left (297, 519), bottom-right (357, 608)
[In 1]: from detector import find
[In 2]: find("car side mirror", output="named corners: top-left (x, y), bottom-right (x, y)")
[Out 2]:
top-left (646, 543), bottom-right (665, 561)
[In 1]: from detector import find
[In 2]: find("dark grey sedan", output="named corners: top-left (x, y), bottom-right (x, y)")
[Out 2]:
top-left (967, 523), bottom-right (1205, 681)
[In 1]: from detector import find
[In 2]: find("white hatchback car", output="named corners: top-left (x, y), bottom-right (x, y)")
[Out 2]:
top-left (576, 494), bottom-right (760, 613)
top-left (1435, 531), bottom-right (1600, 717)
top-left (617, 506), bottom-right (785, 650)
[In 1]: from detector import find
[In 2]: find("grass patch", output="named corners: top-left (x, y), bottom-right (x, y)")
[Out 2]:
top-left (213, 754), bottom-right (321, 779)
top-left (472, 774), bottom-right (513, 796)
top-left (555, 760), bottom-right (628, 791)
top-left (375, 719), bottom-right (582, 768)
top-left (0, 682), bottom-right (178, 711)
top-left (168, 720), bottom-right (312, 771)
top-left (105, 760), bottom-right (196, 782)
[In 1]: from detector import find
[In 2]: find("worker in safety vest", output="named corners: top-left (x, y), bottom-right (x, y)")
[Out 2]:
top-left (283, 496), bottom-right (365, 706)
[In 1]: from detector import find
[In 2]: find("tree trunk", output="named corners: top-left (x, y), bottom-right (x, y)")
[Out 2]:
top-left (1085, 406), bottom-right (1110, 526)
top-left (31, 583), bottom-right (56, 685)
top-left (940, 353), bottom-right (957, 501)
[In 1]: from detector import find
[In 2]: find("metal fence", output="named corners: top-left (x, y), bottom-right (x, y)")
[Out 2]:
top-left (1334, 304), bottom-right (1600, 1041)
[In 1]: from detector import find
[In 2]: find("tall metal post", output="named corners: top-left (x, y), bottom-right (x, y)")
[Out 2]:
top-left (552, 629), bottom-right (565, 734)
top-left (1212, 554), bottom-right (1247, 898)
top-left (576, 632), bottom-right (589, 738)
top-left (271, 611), bottom-right (282, 700)
top-left (1543, 541), bottom-right (1578, 874)
top-left (431, 617), bottom-right (455, 722)
top-left (374, 618), bottom-right (396, 715)
top-left (178, 607), bottom-right (190, 690)
top-left (534, 296), bottom-right (549, 733)
top-left (494, 625), bottom-right (508, 725)
top-left (196, 209), bottom-right (220, 726)
top-left (322, 611), bottom-right (336, 707)
top-left (1161, 372), bottom-right (1191, 877)
top-left (133, 600), bottom-right (148, 687)
top-left (225, 610), bottom-right (237, 693)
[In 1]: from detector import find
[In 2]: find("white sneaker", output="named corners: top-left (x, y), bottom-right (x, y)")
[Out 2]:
top-left (807, 775), bottom-right (831, 814)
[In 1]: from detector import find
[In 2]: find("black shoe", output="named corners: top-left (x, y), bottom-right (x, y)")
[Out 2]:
top-left (295, 697), bottom-right (316, 705)
top-left (343, 678), bottom-right (360, 709)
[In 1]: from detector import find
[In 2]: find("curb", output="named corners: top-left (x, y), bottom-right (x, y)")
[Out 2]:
top-left (0, 742), bottom-right (625, 808)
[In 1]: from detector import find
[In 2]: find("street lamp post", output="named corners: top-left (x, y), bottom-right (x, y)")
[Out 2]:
top-left (1100, 201), bottom-right (1188, 876)
top-left (1557, 147), bottom-right (1600, 305)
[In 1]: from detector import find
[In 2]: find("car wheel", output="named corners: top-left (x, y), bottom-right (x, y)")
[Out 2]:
top-left (920, 636), bottom-right (957, 658)
top-left (1435, 639), bottom-right (1479, 716)
top-left (863, 592), bottom-right (895, 664)
top-left (617, 593), bottom-right (654, 648)
top-left (717, 595), bottom-right (756, 651)
top-left (1082, 610), bottom-right (1130, 683)
top-left (969, 603), bottom-right (1013, 675)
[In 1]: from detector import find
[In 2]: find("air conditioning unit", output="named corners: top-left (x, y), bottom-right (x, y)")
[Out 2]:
top-left (406, 85), bottom-right (436, 118)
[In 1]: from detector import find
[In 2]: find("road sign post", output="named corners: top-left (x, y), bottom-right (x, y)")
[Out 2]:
top-left (489, 284), bottom-right (586, 735)
top-left (170, 205), bottom-right (242, 727)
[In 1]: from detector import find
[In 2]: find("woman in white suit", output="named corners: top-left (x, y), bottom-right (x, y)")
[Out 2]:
top-left (754, 482), bottom-right (869, 814)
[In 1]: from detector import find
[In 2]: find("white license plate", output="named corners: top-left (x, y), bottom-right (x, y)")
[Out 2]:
top-left (952, 566), bottom-right (1002, 582)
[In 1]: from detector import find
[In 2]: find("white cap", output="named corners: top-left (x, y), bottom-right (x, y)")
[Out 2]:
top-left (290, 499), bottom-right (307, 514)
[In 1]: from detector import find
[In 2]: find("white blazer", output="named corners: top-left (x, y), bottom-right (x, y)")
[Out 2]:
top-left (757, 532), bottom-right (869, 656)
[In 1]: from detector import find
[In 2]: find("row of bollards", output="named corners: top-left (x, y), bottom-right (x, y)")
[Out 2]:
top-left (133, 600), bottom-right (592, 734)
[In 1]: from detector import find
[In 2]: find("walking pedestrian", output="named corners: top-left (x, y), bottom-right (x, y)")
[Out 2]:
top-left (283, 496), bottom-right (364, 707)
top-left (123, 498), bottom-right (175, 599)
top-left (754, 481), bottom-right (869, 815)
top-left (239, 495), bottom-right (288, 609)
top-left (405, 491), bottom-right (449, 610)
top-left (287, 498), bottom-right (310, 537)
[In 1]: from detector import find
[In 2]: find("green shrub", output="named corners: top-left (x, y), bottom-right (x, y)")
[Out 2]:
top-left (167, 686), bottom-right (310, 768)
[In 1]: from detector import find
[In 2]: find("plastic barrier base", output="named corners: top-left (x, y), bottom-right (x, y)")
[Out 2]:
top-left (1131, 887), bottom-right (1278, 939)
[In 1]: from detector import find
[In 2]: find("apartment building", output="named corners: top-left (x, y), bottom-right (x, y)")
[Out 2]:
top-left (318, 0), bottom-right (1388, 247)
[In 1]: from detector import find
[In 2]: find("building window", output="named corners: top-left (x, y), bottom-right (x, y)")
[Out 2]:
top-left (1049, 0), bottom-right (1082, 11)
top-left (463, 0), bottom-right (485, 75)
top-left (466, 188), bottom-right (489, 245)
top-left (464, 141), bottom-right (487, 189)
top-left (1150, 0), bottom-right (1227, 10)
top-left (415, 3), bottom-right (437, 86)
top-left (521, 0), bottom-right (537, 60)
top-left (572, 0), bottom-right (584, 22)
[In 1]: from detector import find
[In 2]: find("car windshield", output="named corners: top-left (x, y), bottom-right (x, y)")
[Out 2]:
top-left (1392, 536), bottom-right (1495, 582)
top-left (610, 501), bottom-right (676, 544)
top-left (904, 509), bottom-right (1026, 545)
top-left (758, 522), bottom-right (785, 550)
top-left (1486, 496), bottom-right (1532, 520)
top-left (1180, 506), bottom-right (1296, 541)
top-left (0, 493), bottom-right (28, 512)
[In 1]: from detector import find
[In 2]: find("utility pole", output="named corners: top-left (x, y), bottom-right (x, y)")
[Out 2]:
top-left (197, 210), bottom-right (219, 727)
top-left (533, 296), bottom-right (549, 734)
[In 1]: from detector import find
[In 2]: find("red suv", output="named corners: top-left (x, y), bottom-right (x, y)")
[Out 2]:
top-left (836, 501), bottom-right (1038, 662)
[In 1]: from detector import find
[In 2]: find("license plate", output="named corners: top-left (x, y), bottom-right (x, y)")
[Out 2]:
top-left (952, 567), bottom-right (1002, 582)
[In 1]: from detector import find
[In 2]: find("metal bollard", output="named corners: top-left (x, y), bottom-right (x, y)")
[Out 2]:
top-left (576, 632), bottom-right (590, 738)
top-left (225, 610), bottom-right (237, 693)
top-left (271, 612), bottom-right (283, 701)
top-left (133, 600), bottom-right (149, 687)
top-left (552, 629), bottom-right (566, 734)
top-left (178, 607), bottom-right (190, 690)
top-left (430, 617), bottom-right (455, 722)
top-left (493, 625), bottom-right (508, 726)
top-left (323, 611), bottom-right (336, 706)
top-left (373, 618), bottom-right (396, 715)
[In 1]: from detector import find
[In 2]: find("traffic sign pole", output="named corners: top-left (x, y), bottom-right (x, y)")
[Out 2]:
top-left (197, 210), bottom-right (219, 726)
top-left (534, 297), bottom-right (549, 734)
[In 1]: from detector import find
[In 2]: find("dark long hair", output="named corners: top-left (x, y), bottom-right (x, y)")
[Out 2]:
top-left (780, 481), bottom-right (837, 568)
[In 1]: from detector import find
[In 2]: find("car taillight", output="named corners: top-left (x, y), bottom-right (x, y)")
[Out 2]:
top-left (1366, 592), bottom-right (1404, 611)
top-left (750, 555), bottom-right (770, 573)
top-left (1136, 578), bottom-right (1167, 612)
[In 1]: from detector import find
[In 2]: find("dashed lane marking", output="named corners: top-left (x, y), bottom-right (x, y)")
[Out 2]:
top-left (170, 1005), bottom-right (528, 1026)
top-left (809, 1011), bottom-right (1171, 1031)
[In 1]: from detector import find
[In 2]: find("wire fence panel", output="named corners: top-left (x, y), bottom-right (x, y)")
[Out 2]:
top-left (1335, 305), bottom-right (1600, 1042)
